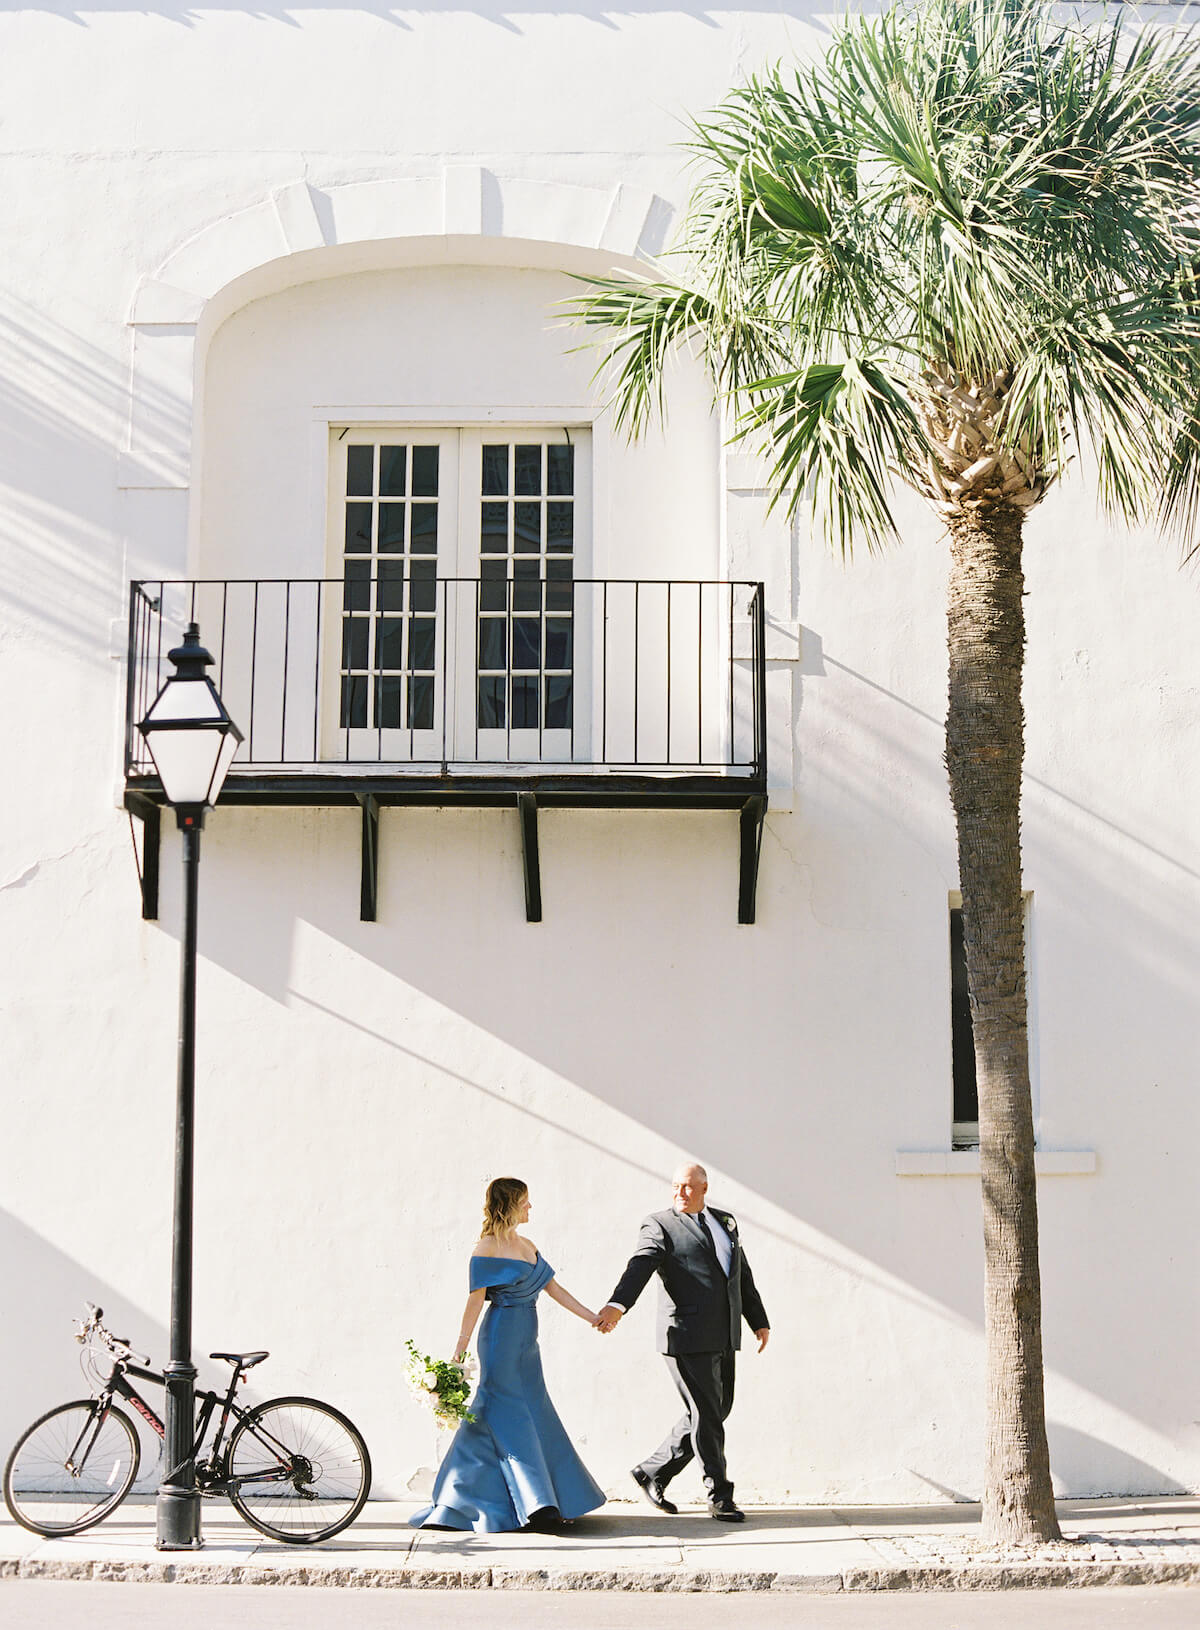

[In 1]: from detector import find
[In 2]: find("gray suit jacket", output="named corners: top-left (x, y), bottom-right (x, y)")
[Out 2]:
top-left (609, 1207), bottom-right (769, 1356)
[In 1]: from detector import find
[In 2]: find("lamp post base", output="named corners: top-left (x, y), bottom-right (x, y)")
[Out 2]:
top-left (156, 1357), bottom-right (202, 1549)
top-left (155, 1484), bottom-right (203, 1550)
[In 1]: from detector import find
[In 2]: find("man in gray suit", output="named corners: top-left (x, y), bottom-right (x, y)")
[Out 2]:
top-left (596, 1162), bottom-right (769, 1522)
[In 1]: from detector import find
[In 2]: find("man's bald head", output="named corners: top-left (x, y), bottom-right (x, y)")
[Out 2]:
top-left (672, 1163), bottom-right (708, 1213)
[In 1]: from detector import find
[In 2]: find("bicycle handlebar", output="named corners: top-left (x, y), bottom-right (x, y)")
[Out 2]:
top-left (75, 1302), bottom-right (150, 1367)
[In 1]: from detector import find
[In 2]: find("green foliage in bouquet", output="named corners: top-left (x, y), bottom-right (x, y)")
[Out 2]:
top-left (404, 1339), bottom-right (477, 1430)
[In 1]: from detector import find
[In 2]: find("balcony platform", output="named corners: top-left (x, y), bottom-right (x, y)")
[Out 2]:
top-left (124, 576), bottom-right (768, 924)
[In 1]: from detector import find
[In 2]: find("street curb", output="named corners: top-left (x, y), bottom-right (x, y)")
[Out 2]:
top-left (4, 1555), bottom-right (1200, 1592)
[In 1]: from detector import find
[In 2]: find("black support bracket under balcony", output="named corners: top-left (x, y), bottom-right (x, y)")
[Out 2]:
top-left (518, 794), bottom-right (542, 923)
top-left (738, 796), bottom-right (766, 925)
top-left (126, 792), bottom-right (161, 922)
top-left (357, 793), bottom-right (380, 922)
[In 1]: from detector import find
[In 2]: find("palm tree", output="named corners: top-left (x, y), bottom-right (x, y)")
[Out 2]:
top-left (569, 0), bottom-right (1200, 1546)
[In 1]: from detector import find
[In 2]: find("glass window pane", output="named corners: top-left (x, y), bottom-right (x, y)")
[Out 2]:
top-left (547, 444), bottom-right (574, 495)
top-left (377, 503), bottom-right (406, 552)
top-left (345, 503), bottom-right (373, 554)
top-left (480, 561), bottom-right (508, 612)
top-left (408, 617), bottom-right (436, 671)
top-left (512, 675), bottom-right (539, 728)
top-left (481, 501), bottom-right (508, 554)
top-left (515, 444), bottom-right (542, 495)
top-left (478, 675), bottom-right (505, 728)
top-left (377, 559), bottom-right (405, 612)
top-left (408, 675), bottom-right (434, 730)
top-left (410, 503), bottom-right (438, 554)
top-left (409, 561), bottom-right (437, 613)
top-left (346, 444), bottom-right (374, 496)
top-left (547, 501), bottom-right (573, 552)
top-left (513, 561), bottom-right (541, 612)
top-left (545, 675), bottom-right (572, 729)
top-left (344, 560), bottom-right (371, 612)
top-left (482, 444), bottom-right (509, 496)
top-left (514, 502), bottom-right (541, 553)
top-left (376, 616), bottom-right (405, 669)
top-left (478, 619), bottom-right (507, 670)
top-left (545, 617), bottom-right (572, 669)
top-left (950, 907), bottom-right (978, 1124)
top-left (512, 618), bottom-right (540, 670)
top-left (340, 674), bottom-right (368, 729)
top-left (379, 445), bottom-right (406, 497)
top-left (546, 557), bottom-right (572, 611)
top-left (341, 617), bottom-right (369, 669)
top-left (411, 445), bottom-right (439, 497)
top-left (376, 674), bottom-right (404, 729)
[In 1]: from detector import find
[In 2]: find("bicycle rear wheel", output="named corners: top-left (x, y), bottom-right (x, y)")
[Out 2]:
top-left (226, 1396), bottom-right (371, 1543)
top-left (4, 1400), bottom-right (140, 1536)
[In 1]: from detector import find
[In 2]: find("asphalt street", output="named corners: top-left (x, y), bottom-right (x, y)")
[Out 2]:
top-left (2, 1583), bottom-right (1197, 1628)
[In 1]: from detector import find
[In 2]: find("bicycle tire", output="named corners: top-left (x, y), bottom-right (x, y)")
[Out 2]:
top-left (226, 1395), bottom-right (371, 1543)
top-left (4, 1400), bottom-right (140, 1536)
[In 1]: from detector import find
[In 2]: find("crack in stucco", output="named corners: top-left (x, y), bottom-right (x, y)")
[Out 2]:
top-left (1, 837), bottom-right (95, 895)
top-left (0, 861), bottom-right (41, 893)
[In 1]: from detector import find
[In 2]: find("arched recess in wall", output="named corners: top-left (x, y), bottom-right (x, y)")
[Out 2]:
top-left (122, 169), bottom-right (675, 573)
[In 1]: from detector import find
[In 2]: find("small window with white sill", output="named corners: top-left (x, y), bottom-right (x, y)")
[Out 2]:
top-left (949, 890), bottom-right (1033, 1149)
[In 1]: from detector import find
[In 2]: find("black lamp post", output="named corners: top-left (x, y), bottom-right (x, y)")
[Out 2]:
top-left (137, 623), bottom-right (243, 1551)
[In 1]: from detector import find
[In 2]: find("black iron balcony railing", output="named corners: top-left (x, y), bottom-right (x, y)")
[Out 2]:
top-left (125, 577), bottom-right (767, 788)
top-left (124, 576), bottom-right (769, 924)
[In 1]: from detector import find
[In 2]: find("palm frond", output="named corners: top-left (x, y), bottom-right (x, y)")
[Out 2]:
top-left (567, 0), bottom-right (1200, 548)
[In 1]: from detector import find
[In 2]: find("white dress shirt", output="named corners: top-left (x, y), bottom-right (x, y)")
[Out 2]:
top-left (699, 1208), bottom-right (733, 1277)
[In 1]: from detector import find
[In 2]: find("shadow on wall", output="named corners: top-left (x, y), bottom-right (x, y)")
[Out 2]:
top-left (1048, 1425), bottom-right (1191, 1500)
top-left (24, 0), bottom-right (855, 28)
top-left (0, 1207), bottom-right (276, 1492)
top-left (0, 1207), bottom-right (167, 1489)
top-left (0, 302), bottom-right (188, 667)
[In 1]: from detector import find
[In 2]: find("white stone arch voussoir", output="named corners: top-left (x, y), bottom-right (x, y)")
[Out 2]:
top-left (122, 168), bottom-right (671, 492)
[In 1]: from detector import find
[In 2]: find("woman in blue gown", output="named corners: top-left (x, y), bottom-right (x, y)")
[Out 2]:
top-left (410, 1176), bottom-right (606, 1533)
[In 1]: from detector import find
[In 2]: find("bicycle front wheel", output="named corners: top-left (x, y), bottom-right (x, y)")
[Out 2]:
top-left (226, 1396), bottom-right (371, 1543)
top-left (4, 1400), bottom-right (140, 1536)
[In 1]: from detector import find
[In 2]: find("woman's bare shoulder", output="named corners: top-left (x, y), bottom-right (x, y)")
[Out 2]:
top-left (471, 1236), bottom-right (499, 1259)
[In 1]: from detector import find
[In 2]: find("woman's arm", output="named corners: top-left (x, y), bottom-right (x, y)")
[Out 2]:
top-left (544, 1279), bottom-right (600, 1325)
top-left (453, 1287), bottom-right (487, 1359)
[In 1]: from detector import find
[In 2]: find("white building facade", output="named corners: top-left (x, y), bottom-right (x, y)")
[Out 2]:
top-left (1, 2), bottom-right (1197, 1505)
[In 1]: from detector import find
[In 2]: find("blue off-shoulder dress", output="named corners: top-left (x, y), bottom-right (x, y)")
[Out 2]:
top-left (410, 1254), bottom-right (606, 1532)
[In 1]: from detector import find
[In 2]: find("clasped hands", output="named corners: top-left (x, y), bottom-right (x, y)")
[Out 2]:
top-left (592, 1305), bottom-right (769, 1352)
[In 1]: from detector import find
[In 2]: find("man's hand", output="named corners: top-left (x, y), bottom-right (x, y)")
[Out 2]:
top-left (755, 1327), bottom-right (770, 1353)
top-left (595, 1304), bottom-right (623, 1334)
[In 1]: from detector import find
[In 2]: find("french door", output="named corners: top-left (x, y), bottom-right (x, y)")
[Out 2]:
top-left (325, 425), bottom-right (590, 765)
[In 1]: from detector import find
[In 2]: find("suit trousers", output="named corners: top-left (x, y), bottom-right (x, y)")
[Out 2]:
top-left (637, 1350), bottom-right (736, 1502)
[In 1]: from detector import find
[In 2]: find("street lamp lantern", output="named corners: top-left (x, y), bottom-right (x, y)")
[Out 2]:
top-left (138, 624), bottom-right (243, 825)
top-left (137, 621), bottom-right (241, 1551)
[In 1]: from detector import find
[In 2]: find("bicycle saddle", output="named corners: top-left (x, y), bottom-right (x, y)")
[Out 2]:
top-left (210, 1350), bottom-right (269, 1368)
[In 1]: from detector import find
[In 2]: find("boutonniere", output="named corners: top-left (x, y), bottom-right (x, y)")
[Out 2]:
top-left (723, 1215), bottom-right (737, 1232)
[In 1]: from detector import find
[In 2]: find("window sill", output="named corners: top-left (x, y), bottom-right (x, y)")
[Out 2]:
top-left (895, 1150), bottom-right (1097, 1177)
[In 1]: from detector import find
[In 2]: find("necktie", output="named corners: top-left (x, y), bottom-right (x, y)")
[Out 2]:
top-left (696, 1211), bottom-right (718, 1260)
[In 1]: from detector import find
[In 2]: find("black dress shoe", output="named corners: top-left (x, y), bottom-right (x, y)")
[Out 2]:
top-left (631, 1468), bottom-right (678, 1515)
top-left (708, 1496), bottom-right (745, 1522)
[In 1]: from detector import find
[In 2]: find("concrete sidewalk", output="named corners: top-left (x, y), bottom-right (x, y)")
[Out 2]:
top-left (3, 1497), bottom-right (1199, 1594)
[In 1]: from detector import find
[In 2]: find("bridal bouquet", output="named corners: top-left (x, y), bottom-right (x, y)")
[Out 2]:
top-left (404, 1340), bottom-right (477, 1430)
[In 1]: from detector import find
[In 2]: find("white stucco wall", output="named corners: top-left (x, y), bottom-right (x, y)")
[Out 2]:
top-left (1, 3), bottom-right (1198, 1507)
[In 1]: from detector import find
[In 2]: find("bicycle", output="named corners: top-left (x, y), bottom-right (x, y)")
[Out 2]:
top-left (3, 1304), bottom-right (372, 1544)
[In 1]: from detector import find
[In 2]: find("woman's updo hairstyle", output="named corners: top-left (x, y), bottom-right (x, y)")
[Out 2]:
top-left (482, 1176), bottom-right (528, 1237)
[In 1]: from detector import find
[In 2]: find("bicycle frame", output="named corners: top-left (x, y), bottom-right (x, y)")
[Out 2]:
top-left (80, 1360), bottom-right (307, 1496)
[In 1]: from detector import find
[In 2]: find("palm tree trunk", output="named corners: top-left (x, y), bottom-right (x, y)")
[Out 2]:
top-left (944, 504), bottom-right (1061, 1547)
